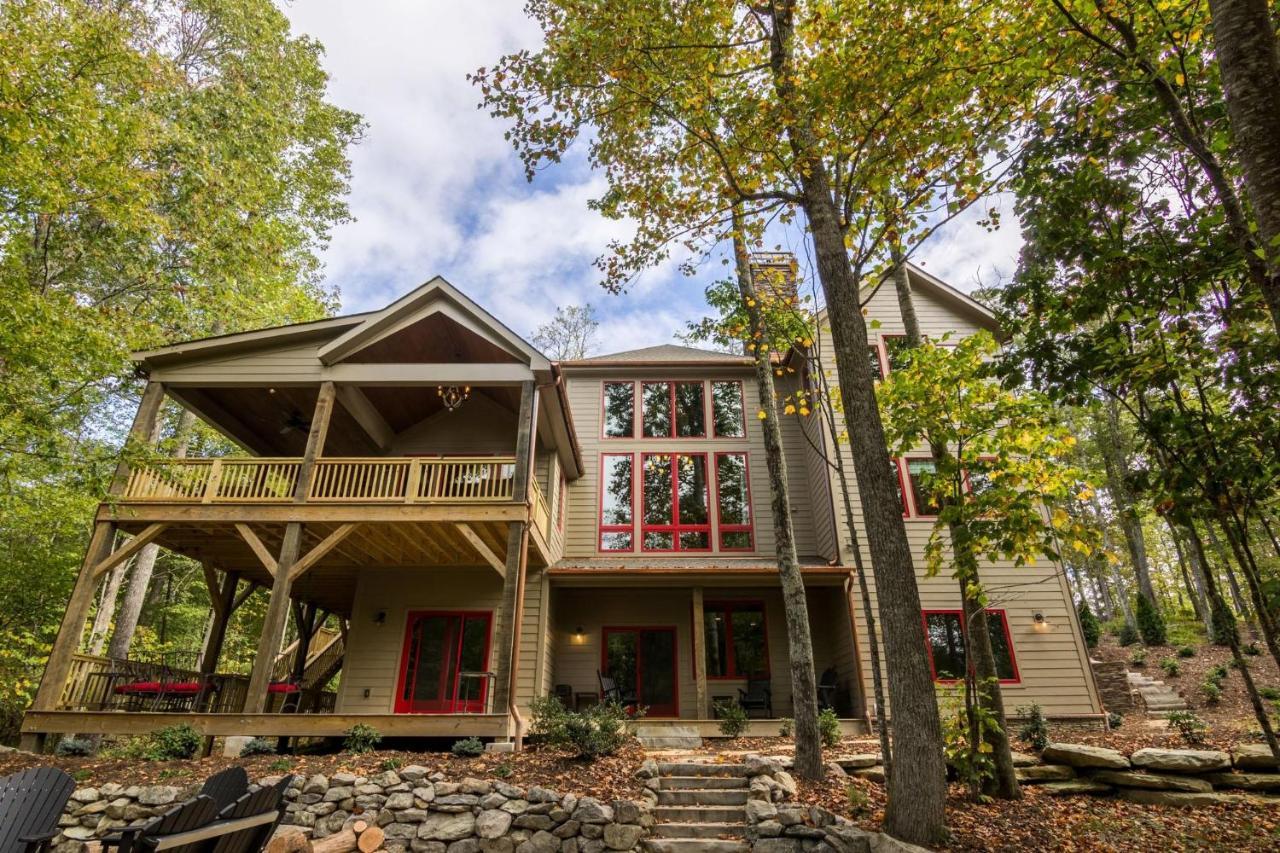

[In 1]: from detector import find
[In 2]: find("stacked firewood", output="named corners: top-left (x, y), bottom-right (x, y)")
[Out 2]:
top-left (268, 819), bottom-right (385, 853)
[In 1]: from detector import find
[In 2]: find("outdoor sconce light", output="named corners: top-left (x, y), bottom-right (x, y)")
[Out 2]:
top-left (571, 625), bottom-right (587, 645)
top-left (1032, 611), bottom-right (1051, 632)
top-left (374, 610), bottom-right (387, 626)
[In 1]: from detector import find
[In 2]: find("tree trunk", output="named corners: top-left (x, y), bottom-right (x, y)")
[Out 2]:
top-left (108, 408), bottom-right (194, 661)
top-left (1208, 0), bottom-right (1280, 334)
top-left (88, 559), bottom-right (128, 656)
top-left (730, 214), bottom-right (823, 780)
top-left (1168, 522), bottom-right (1211, 635)
top-left (763, 9), bottom-right (946, 839)
top-left (1215, 514), bottom-right (1280, 670)
top-left (1095, 402), bottom-right (1156, 604)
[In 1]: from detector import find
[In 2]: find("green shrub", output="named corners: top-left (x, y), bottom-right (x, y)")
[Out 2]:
top-left (778, 718), bottom-right (793, 738)
top-left (1129, 647), bottom-right (1147, 667)
top-left (942, 689), bottom-right (997, 792)
top-left (239, 737), bottom-right (276, 757)
top-left (715, 700), bottom-right (749, 738)
top-left (343, 724), bottom-right (382, 754)
top-left (1077, 601), bottom-right (1101, 649)
top-left (845, 783), bottom-right (871, 816)
top-left (1167, 710), bottom-right (1207, 745)
top-left (1160, 658), bottom-right (1181, 677)
top-left (1199, 681), bottom-right (1222, 704)
top-left (55, 737), bottom-right (94, 757)
top-left (1017, 703), bottom-right (1050, 752)
top-left (529, 695), bottom-right (637, 758)
top-left (451, 737), bottom-right (486, 757)
top-left (1107, 711), bottom-right (1123, 729)
top-left (1118, 622), bottom-right (1140, 646)
top-left (1207, 664), bottom-right (1229, 684)
top-left (148, 724), bottom-right (202, 761)
top-left (1135, 595), bottom-right (1167, 646)
top-left (1177, 645), bottom-right (1196, 658)
top-left (494, 762), bottom-right (514, 778)
top-left (1258, 686), bottom-right (1280, 701)
top-left (818, 707), bottom-right (842, 749)
top-left (1210, 606), bottom-right (1237, 646)
top-left (268, 758), bottom-right (293, 773)
top-left (1243, 642), bottom-right (1261, 656)
top-left (380, 757), bottom-right (403, 770)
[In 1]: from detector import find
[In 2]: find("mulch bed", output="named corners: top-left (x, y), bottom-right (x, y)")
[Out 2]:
top-left (0, 741), bottom-right (649, 804)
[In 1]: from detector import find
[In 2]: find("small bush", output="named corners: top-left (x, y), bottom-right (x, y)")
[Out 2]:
top-left (1243, 642), bottom-right (1261, 656)
top-left (1107, 711), bottom-right (1123, 729)
top-left (380, 757), bottom-right (403, 770)
top-left (1135, 595), bottom-right (1167, 646)
top-left (1177, 645), bottom-right (1196, 658)
top-left (715, 700), bottom-right (750, 738)
top-left (1207, 664), bottom-right (1229, 684)
top-left (1118, 622), bottom-right (1140, 646)
top-left (1160, 658), bottom-right (1181, 677)
top-left (1017, 703), bottom-right (1050, 752)
top-left (1200, 681), bottom-right (1222, 704)
top-left (55, 737), bottom-right (94, 757)
top-left (268, 757), bottom-right (293, 773)
top-left (451, 737), bottom-right (486, 757)
top-left (1167, 710), bottom-right (1208, 745)
top-left (1129, 647), bottom-right (1147, 667)
top-left (1077, 601), bottom-right (1101, 649)
top-left (778, 718), bottom-right (793, 738)
top-left (343, 723), bottom-right (382, 755)
top-left (239, 737), bottom-right (276, 757)
top-left (1258, 686), bottom-right (1280, 701)
top-left (146, 725), bottom-right (201, 761)
top-left (529, 695), bottom-right (637, 758)
top-left (494, 762), bottom-right (514, 778)
top-left (846, 783), bottom-right (870, 817)
top-left (818, 707), bottom-right (842, 749)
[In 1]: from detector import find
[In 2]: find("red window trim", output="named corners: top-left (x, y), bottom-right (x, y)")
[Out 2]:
top-left (881, 334), bottom-right (909, 374)
top-left (601, 381), bottom-right (637, 440)
top-left (867, 343), bottom-right (888, 381)
top-left (714, 452), bottom-right (754, 551)
top-left (890, 457), bottom-right (910, 518)
top-left (640, 452), bottom-right (711, 552)
top-left (903, 455), bottom-right (940, 519)
top-left (703, 599), bottom-right (770, 679)
top-left (556, 468), bottom-right (567, 532)
top-left (601, 625), bottom-right (680, 716)
top-left (394, 610), bottom-right (493, 713)
top-left (710, 380), bottom-right (748, 438)
top-left (921, 608), bottom-right (1021, 684)
top-left (640, 380), bottom-right (708, 439)
top-left (598, 453), bottom-right (635, 552)
top-left (962, 455), bottom-right (999, 496)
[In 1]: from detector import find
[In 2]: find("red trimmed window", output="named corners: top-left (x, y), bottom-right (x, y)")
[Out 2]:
top-left (905, 457), bottom-right (941, 517)
top-left (642, 382), bottom-right (706, 438)
top-left (715, 452), bottom-right (753, 550)
top-left (711, 381), bottom-right (746, 437)
top-left (882, 335), bottom-right (911, 373)
top-left (599, 454), bottom-right (634, 551)
top-left (641, 453), bottom-right (710, 551)
top-left (603, 382), bottom-right (635, 438)
top-left (704, 601), bottom-right (769, 678)
top-left (890, 458), bottom-right (909, 516)
top-left (868, 345), bottom-right (886, 380)
top-left (922, 609), bottom-right (1019, 683)
top-left (395, 611), bottom-right (493, 713)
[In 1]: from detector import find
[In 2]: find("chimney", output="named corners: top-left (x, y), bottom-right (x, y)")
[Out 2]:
top-left (748, 252), bottom-right (799, 305)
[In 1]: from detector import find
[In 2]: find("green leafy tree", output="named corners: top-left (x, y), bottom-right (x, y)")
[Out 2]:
top-left (1134, 592), bottom-right (1167, 647)
top-left (1077, 601), bottom-right (1101, 649)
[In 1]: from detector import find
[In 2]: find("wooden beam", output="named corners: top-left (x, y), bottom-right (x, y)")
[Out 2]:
top-left (288, 523), bottom-right (360, 582)
top-left (21, 711), bottom-right (513, 739)
top-left (235, 524), bottom-right (278, 578)
top-left (244, 523), bottom-right (301, 713)
top-left (89, 523), bottom-right (167, 580)
top-left (294, 381), bottom-right (336, 502)
top-left (324, 363), bottom-right (534, 387)
top-left (692, 587), bottom-right (708, 719)
top-left (101, 502), bottom-right (529, 525)
top-left (335, 385), bottom-right (395, 449)
top-left (455, 523), bottom-right (505, 577)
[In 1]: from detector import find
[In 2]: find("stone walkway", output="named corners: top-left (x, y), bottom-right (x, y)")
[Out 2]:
top-left (1127, 670), bottom-right (1189, 715)
top-left (646, 761), bottom-right (750, 853)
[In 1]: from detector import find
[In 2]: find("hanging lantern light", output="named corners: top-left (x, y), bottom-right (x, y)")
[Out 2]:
top-left (437, 384), bottom-right (471, 412)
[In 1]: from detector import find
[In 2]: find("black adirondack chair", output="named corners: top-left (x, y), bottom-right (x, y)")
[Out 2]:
top-left (208, 775), bottom-right (295, 853)
top-left (101, 794), bottom-right (221, 853)
top-left (738, 676), bottom-right (773, 718)
top-left (0, 766), bottom-right (76, 853)
top-left (200, 766), bottom-right (249, 812)
top-left (817, 666), bottom-right (839, 711)
top-left (597, 671), bottom-right (638, 707)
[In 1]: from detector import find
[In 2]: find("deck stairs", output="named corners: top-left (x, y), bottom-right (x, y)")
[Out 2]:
top-left (1127, 670), bottom-right (1188, 715)
top-left (646, 762), bottom-right (750, 853)
top-left (272, 627), bottom-right (345, 690)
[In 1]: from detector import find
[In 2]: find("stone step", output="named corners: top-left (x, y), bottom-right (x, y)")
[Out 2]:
top-left (642, 840), bottom-right (751, 853)
top-left (640, 737), bottom-right (706, 749)
top-left (655, 805), bottom-right (747, 824)
top-left (658, 763), bottom-right (747, 778)
top-left (651, 824), bottom-right (748, 839)
top-left (659, 777), bottom-right (749, 791)
top-left (657, 790), bottom-right (749, 806)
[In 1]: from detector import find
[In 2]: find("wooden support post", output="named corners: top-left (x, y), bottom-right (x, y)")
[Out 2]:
top-left (244, 382), bottom-right (335, 714)
top-left (491, 381), bottom-right (538, 721)
top-left (199, 571), bottom-right (238, 677)
top-left (692, 587), bottom-right (708, 718)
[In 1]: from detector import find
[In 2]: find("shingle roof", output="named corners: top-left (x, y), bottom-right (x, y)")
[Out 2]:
top-left (566, 343), bottom-right (748, 365)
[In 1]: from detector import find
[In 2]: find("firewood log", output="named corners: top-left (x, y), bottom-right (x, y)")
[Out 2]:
top-left (356, 825), bottom-right (385, 853)
top-left (309, 828), bottom-right (357, 853)
top-left (265, 827), bottom-right (313, 853)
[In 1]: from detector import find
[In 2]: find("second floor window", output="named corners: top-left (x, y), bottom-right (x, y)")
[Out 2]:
top-left (711, 381), bottom-right (746, 437)
top-left (599, 454), bottom-right (633, 551)
top-left (643, 381), bottom-right (705, 438)
top-left (642, 453), bottom-right (710, 550)
top-left (603, 382), bottom-right (635, 438)
top-left (715, 453), bottom-right (753, 550)
top-left (905, 457), bottom-right (941, 517)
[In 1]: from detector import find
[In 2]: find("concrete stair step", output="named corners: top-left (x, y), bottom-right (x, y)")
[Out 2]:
top-left (658, 763), bottom-right (747, 778)
top-left (657, 790), bottom-right (749, 806)
top-left (640, 737), bottom-right (705, 749)
top-left (651, 824), bottom-right (748, 839)
top-left (643, 840), bottom-right (750, 853)
top-left (655, 806), bottom-right (747, 824)
top-left (659, 777), bottom-right (749, 790)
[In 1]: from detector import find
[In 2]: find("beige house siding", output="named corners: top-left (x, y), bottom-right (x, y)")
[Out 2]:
top-left (146, 340), bottom-right (328, 386)
top-left (389, 393), bottom-right (517, 456)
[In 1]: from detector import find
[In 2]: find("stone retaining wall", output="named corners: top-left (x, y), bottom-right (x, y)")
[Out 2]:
top-left (1090, 659), bottom-right (1134, 713)
top-left (53, 768), bottom-right (651, 853)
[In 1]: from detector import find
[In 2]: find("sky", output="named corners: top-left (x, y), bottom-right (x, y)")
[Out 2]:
top-left (283, 2), bottom-right (1024, 355)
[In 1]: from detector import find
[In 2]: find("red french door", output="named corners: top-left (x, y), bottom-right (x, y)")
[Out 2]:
top-left (602, 627), bottom-right (679, 717)
top-left (395, 611), bottom-right (492, 713)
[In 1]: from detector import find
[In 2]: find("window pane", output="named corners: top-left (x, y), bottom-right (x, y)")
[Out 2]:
top-left (643, 454), bottom-right (673, 525)
top-left (644, 531), bottom-right (674, 550)
top-left (986, 614), bottom-right (1017, 680)
top-left (891, 459), bottom-right (906, 514)
top-left (642, 382), bottom-right (672, 437)
top-left (907, 459), bottom-right (941, 516)
top-left (712, 381), bottom-right (745, 437)
top-left (967, 466), bottom-right (994, 497)
top-left (601, 456), bottom-right (633, 525)
top-left (600, 531), bottom-right (632, 550)
top-left (716, 454), bottom-right (750, 525)
top-left (677, 455), bottom-right (708, 525)
top-left (721, 531), bottom-right (752, 549)
top-left (925, 612), bottom-right (966, 680)
top-left (680, 531), bottom-right (709, 550)
top-left (868, 346), bottom-right (885, 380)
top-left (884, 336), bottom-right (911, 372)
top-left (730, 607), bottom-right (767, 677)
top-left (675, 382), bottom-right (705, 437)
top-left (704, 610), bottom-right (728, 677)
top-left (603, 383), bottom-right (634, 437)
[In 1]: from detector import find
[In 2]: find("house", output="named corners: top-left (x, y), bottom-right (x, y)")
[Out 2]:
top-left (19, 258), bottom-right (1102, 752)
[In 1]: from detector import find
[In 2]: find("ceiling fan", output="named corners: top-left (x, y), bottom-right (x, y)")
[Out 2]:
top-left (279, 409), bottom-right (311, 435)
